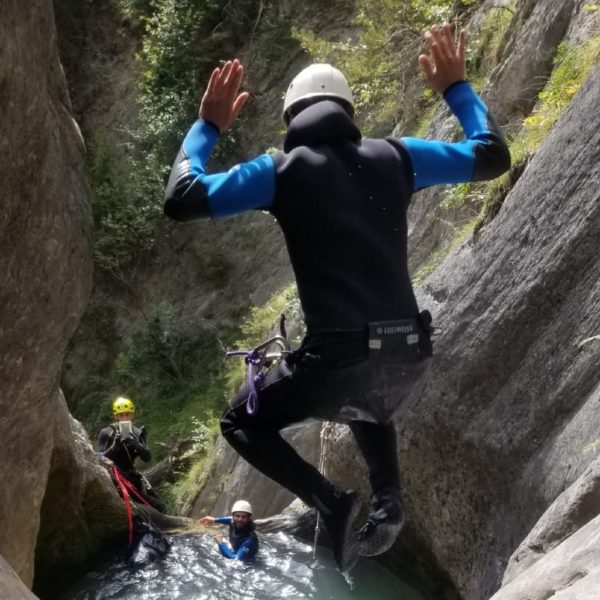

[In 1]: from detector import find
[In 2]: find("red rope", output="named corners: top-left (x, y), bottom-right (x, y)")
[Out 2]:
top-left (111, 466), bottom-right (134, 546)
top-left (110, 466), bottom-right (153, 547)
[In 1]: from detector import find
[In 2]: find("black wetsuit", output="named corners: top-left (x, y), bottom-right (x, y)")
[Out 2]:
top-left (214, 517), bottom-right (259, 561)
top-left (97, 424), bottom-right (166, 513)
top-left (164, 82), bottom-right (510, 513)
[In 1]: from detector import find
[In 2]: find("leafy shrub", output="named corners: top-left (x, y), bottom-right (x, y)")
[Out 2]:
top-left (517, 37), bottom-right (600, 161)
top-left (88, 134), bottom-right (161, 272)
top-left (92, 0), bottom-right (262, 271)
top-left (293, 0), bottom-right (474, 135)
top-left (224, 284), bottom-right (298, 396)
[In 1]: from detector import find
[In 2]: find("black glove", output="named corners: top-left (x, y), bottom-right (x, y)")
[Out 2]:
top-left (124, 436), bottom-right (143, 452)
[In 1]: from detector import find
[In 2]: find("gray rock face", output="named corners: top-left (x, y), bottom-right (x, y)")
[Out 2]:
top-left (502, 454), bottom-right (600, 585)
top-left (256, 498), bottom-right (317, 542)
top-left (34, 394), bottom-right (126, 596)
top-left (489, 515), bottom-right (600, 600)
top-left (485, 0), bottom-right (574, 125)
top-left (402, 62), bottom-right (600, 598)
top-left (0, 0), bottom-right (103, 591)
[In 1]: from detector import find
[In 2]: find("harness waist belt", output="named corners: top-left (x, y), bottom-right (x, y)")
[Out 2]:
top-left (296, 311), bottom-right (433, 368)
top-left (367, 316), bottom-right (431, 362)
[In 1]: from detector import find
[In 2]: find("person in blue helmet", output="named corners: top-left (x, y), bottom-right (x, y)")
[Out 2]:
top-left (164, 24), bottom-right (510, 571)
top-left (199, 500), bottom-right (259, 561)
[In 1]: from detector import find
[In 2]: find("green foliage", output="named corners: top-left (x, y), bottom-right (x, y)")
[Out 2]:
top-left (134, 0), bottom-right (266, 168)
top-left (293, 0), bottom-right (463, 136)
top-left (466, 3), bottom-right (515, 80)
top-left (162, 284), bottom-right (300, 509)
top-left (224, 284), bottom-right (298, 396)
top-left (136, 0), bottom-right (218, 164)
top-left (70, 302), bottom-right (234, 457)
top-left (92, 0), bottom-right (261, 272)
top-left (435, 34), bottom-right (600, 238)
top-left (71, 281), bottom-right (299, 467)
top-left (473, 34), bottom-right (600, 232)
top-left (440, 182), bottom-right (472, 212)
top-left (197, 246), bottom-right (234, 289)
top-left (114, 304), bottom-right (217, 384)
top-left (160, 417), bottom-right (219, 511)
top-left (88, 134), bottom-right (161, 272)
top-left (517, 37), bottom-right (600, 160)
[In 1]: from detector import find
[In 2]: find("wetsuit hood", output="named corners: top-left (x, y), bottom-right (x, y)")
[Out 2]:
top-left (228, 520), bottom-right (257, 552)
top-left (284, 100), bottom-right (361, 153)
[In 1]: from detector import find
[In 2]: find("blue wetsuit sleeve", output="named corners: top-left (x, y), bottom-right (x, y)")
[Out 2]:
top-left (218, 539), bottom-right (257, 561)
top-left (218, 541), bottom-right (237, 559)
top-left (163, 120), bottom-right (276, 221)
top-left (215, 517), bottom-right (232, 525)
top-left (401, 81), bottom-right (510, 191)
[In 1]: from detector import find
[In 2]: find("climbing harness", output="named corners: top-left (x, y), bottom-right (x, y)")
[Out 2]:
top-left (226, 316), bottom-right (291, 415)
top-left (312, 421), bottom-right (333, 560)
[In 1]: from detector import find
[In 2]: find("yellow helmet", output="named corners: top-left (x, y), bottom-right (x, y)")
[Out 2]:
top-left (112, 396), bottom-right (135, 416)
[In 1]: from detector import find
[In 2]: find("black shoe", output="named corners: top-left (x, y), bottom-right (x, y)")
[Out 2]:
top-left (316, 489), bottom-right (361, 572)
top-left (356, 496), bottom-right (405, 557)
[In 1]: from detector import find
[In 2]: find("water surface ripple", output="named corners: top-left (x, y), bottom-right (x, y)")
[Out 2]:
top-left (63, 531), bottom-right (424, 599)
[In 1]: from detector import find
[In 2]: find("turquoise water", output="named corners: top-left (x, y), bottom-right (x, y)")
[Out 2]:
top-left (62, 531), bottom-right (424, 599)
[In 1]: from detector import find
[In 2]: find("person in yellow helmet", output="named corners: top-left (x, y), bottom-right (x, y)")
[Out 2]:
top-left (97, 396), bottom-right (165, 512)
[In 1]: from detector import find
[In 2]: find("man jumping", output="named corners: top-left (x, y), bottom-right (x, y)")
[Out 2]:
top-left (164, 24), bottom-right (510, 571)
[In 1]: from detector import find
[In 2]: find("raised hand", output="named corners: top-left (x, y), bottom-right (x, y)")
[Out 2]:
top-left (199, 59), bottom-right (250, 132)
top-left (198, 516), bottom-right (216, 526)
top-left (418, 24), bottom-right (467, 95)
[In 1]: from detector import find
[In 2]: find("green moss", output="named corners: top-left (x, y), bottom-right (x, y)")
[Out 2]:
top-left (466, 3), bottom-right (515, 79)
top-left (517, 37), bottom-right (600, 160)
top-left (473, 34), bottom-right (600, 232)
top-left (436, 34), bottom-right (600, 237)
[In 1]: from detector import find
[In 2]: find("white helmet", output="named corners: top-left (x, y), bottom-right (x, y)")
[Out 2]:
top-left (231, 500), bottom-right (253, 515)
top-left (283, 64), bottom-right (354, 125)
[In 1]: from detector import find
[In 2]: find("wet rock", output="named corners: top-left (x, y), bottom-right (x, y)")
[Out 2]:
top-left (404, 62), bottom-right (600, 598)
top-left (0, 0), bottom-right (101, 591)
top-left (256, 498), bottom-right (317, 542)
top-left (484, 0), bottom-right (575, 125)
top-left (489, 515), bottom-right (600, 600)
top-left (501, 454), bottom-right (600, 585)
top-left (0, 555), bottom-right (39, 600)
top-left (33, 394), bottom-right (126, 596)
top-left (135, 505), bottom-right (194, 532)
